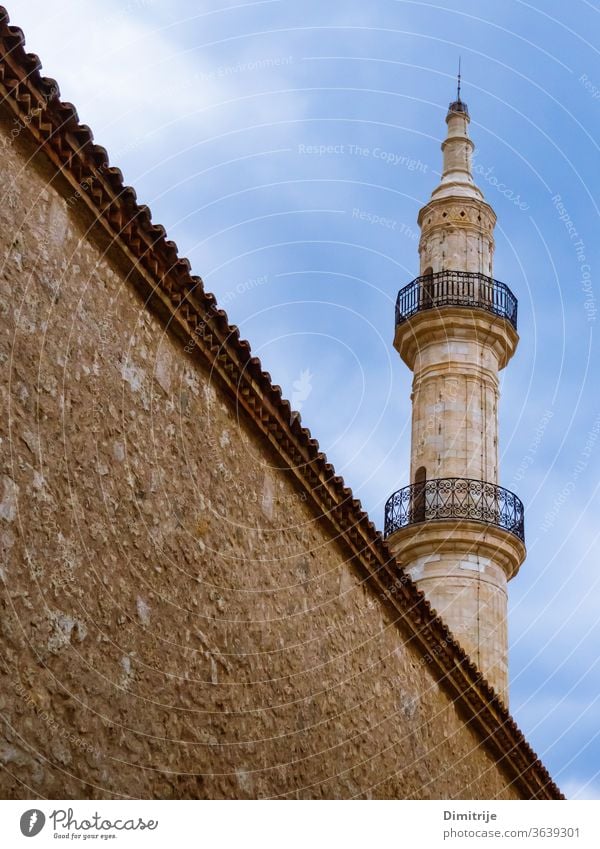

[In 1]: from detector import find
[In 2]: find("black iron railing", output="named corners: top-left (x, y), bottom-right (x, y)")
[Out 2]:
top-left (395, 270), bottom-right (518, 331)
top-left (384, 477), bottom-right (525, 542)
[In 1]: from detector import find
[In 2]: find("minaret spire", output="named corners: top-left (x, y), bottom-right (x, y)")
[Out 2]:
top-left (384, 92), bottom-right (526, 706)
top-left (430, 73), bottom-right (483, 203)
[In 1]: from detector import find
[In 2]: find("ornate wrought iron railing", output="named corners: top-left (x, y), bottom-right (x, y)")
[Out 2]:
top-left (384, 477), bottom-right (525, 542)
top-left (395, 270), bottom-right (518, 330)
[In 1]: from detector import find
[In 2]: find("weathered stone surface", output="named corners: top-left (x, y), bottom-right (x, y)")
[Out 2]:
top-left (0, 119), bottom-right (521, 799)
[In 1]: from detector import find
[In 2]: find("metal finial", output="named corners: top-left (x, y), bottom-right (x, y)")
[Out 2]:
top-left (448, 57), bottom-right (468, 115)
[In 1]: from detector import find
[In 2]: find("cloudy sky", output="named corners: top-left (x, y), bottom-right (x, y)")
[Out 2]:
top-left (12, 0), bottom-right (600, 799)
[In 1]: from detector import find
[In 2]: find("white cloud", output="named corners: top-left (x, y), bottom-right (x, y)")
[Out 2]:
top-left (12, 0), bottom-right (307, 149)
top-left (562, 778), bottom-right (600, 800)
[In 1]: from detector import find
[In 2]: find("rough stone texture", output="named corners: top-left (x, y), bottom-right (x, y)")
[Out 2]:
top-left (0, 117), bottom-right (522, 800)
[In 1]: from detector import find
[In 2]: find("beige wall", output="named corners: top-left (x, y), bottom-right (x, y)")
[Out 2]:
top-left (402, 548), bottom-right (509, 700)
top-left (410, 341), bottom-right (500, 484)
top-left (0, 120), bottom-right (521, 799)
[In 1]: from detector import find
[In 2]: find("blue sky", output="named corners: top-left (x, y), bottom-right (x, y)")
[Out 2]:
top-left (14, 0), bottom-right (600, 799)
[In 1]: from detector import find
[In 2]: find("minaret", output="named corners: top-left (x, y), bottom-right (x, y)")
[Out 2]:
top-left (384, 87), bottom-right (525, 705)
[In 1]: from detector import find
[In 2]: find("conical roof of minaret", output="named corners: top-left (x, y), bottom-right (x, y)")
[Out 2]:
top-left (429, 94), bottom-right (485, 202)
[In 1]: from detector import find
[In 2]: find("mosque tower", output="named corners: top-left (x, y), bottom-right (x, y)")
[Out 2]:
top-left (384, 84), bottom-right (525, 704)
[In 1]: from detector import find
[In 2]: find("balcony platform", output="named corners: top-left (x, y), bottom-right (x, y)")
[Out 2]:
top-left (384, 476), bottom-right (525, 542)
top-left (395, 270), bottom-right (518, 331)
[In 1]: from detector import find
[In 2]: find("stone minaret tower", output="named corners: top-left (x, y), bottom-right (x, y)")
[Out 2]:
top-left (384, 90), bottom-right (525, 705)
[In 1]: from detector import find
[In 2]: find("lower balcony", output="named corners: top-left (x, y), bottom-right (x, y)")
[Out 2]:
top-left (384, 477), bottom-right (525, 543)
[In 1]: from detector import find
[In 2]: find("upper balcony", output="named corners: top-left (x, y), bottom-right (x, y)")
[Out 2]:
top-left (395, 270), bottom-right (518, 332)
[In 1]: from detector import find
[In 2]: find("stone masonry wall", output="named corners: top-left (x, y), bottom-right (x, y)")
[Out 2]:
top-left (0, 120), bottom-right (521, 799)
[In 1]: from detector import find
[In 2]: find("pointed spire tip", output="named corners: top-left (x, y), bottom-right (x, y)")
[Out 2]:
top-left (449, 57), bottom-right (468, 116)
